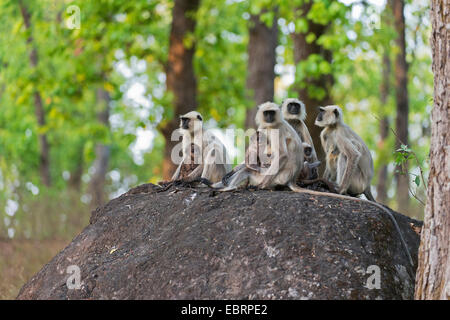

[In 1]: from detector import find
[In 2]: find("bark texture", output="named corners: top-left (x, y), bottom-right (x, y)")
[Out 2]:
top-left (19, 0), bottom-right (52, 187)
top-left (160, 0), bottom-right (200, 179)
top-left (292, 3), bottom-right (333, 172)
top-left (17, 184), bottom-right (421, 300)
top-left (245, 13), bottom-right (278, 129)
top-left (415, 0), bottom-right (449, 300)
top-left (391, 0), bottom-right (410, 211)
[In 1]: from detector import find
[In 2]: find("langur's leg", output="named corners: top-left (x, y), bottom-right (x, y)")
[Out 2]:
top-left (363, 187), bottom-right (376, 202)
top-left (299, 178), bottom-right (338, 193)
top-left (219, 168), bottom-right (250, 191)
top-left (184, 164), bottom-right (203, 182)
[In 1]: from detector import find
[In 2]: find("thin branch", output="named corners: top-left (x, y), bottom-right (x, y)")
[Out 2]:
top-left (389, 127), bottom-right (428, 191)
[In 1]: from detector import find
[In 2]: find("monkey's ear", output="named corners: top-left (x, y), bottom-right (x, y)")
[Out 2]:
top-left (333, 108), bottom-right (339, 118)
top-left (197, 115), bottom-right (203, 121)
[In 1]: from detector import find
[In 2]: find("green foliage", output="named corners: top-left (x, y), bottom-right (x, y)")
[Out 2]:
top-left (194, 0), bottom-right (248, 127)
top-left (331, 0), bottom-right (431, 212)
top-left (395, 144), bottom-right (414, 165)
top-left (0, 0), bottom-right (433, 237)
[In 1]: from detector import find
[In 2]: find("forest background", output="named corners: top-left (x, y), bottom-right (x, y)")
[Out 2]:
top-left (0, 0), bottom-right (432, 298)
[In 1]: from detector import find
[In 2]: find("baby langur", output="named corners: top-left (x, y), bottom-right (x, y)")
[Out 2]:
top-left (314, 105), bottom-right (413, 266)
top-left (171, 111), bottom-right (231, 184)
top-left (300, 142), bottom-right (321, 182)
top-left (214, 102), bottom-right (304, 191)
top-left (281, 98), bottom-right (319, 180)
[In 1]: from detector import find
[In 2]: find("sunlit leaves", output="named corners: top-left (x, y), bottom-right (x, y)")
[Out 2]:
top-left (296, 54), bottom-right (332, 85)
top-left (0, 0), bottom-right (434, 229)
top-left (395, 144), bottom-right (414, 165)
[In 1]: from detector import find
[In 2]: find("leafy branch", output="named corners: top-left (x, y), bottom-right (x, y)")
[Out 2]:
top-left (391, 129), bottom-right (428, 206)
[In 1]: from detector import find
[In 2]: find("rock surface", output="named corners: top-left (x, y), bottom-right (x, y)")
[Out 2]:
top-left (17, 184), bottom-right (422, 300)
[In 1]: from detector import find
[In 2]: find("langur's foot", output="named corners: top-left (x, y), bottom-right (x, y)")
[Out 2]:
top-left (219, 186), bottom-right (238, 192)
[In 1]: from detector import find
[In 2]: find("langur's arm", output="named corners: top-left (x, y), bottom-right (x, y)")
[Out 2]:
top-left (245, 132), bottom-right (260, 172)
top-left (299, 121), bottom-right (314, 146)
top-left (185, 164), bottom-right (203, 181)
top-left (323, 166), bottom-right (332, 181)
top-left (259, 137), bottom-right (289, 188)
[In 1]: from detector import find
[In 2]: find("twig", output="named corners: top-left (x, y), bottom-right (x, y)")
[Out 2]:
top-left (389, 127), bottom-right (428, 191)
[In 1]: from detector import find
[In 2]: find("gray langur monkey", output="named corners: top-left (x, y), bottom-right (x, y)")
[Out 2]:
top-left (315, 105), bottom-right (374, 198)
top-left (314, 105), bottom-right (413, 266)
top-left (171, 111), bottom-right (231, 184)
top-left (281, 98), bottom-right (319, 180)
top-left (300, 142), bottom-right (321, 181)
top-left (214, 102), bottom-right (304, 191)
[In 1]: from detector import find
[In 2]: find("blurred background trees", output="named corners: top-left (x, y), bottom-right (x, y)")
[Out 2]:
top-left (0, 0), bottom-right (432, 243)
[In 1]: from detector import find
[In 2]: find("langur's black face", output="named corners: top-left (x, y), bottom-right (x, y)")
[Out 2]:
top-left (287, 102), bottom-right (301, 115)
top-left (263, 110), bottom-right (277, 123)
top-left (316, 108), bottom-right (324, 122)
top-left (304, 146), bottom-right (312, 157)
top-left (181, 117), bottom-right (190, 130)
top-left (315, 105), bottom-right (342, 127)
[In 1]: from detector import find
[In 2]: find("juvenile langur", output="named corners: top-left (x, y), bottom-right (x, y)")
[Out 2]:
top-left (314, 105), bottom-right (413, 266)
top-left (214, 102), bottom-right (304, 191)
top-left (299, 142), bottom-right (321, 181)
top-left (281, 98), bottom-right (319, 180)
top-left (171, 111), bottom-right (231, 184)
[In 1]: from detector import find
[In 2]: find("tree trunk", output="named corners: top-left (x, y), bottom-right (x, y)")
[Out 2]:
top-left (160, 0), bottom-right (200, 180)
top-left (245, 12), bottom-right (278, 129)
top-left (19, 0), bottom-right (51, 187)
top-left (376, 52), bottom-right (391, 204)
top-left (392, 0), bottom-right (410, 211)
top-left (69, 145), bottom-right (84, 192)
top-left (89, 88), bottom-right (111, 208)
top-left (292, 3), bottom-right (333, 172)
top-left (414, 0), bottom-right (449, 300)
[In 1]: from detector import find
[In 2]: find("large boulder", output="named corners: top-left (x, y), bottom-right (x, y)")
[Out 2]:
top-left (17, 184), bottom-right (421, 300)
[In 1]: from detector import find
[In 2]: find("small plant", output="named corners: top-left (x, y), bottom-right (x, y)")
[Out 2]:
top-left (394, 143), bottom-right (427, 206)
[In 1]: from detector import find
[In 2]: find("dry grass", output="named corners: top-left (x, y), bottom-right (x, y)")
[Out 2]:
top-left (0, 191), bottom-right (94, 299)
top-left (0, 239), bottom-right (70, 299)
